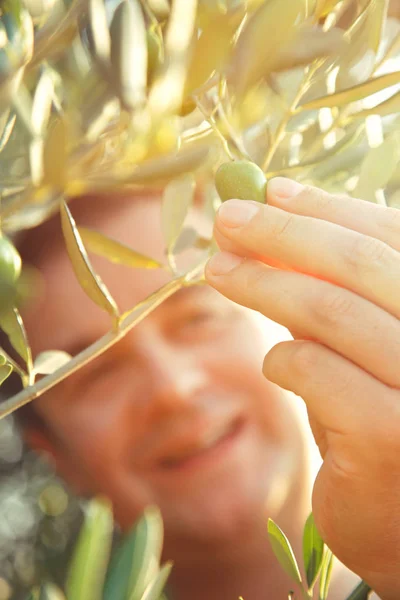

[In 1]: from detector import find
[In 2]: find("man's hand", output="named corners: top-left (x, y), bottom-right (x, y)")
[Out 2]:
top-left (205, 178), bottom-right (400, 599)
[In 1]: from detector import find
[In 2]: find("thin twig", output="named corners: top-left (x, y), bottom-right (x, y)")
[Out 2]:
top-left (0, 261), bottom-right (205, 420)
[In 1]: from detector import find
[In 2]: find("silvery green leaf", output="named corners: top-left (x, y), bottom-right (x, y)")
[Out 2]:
top-left (38, 583), bottom-right (66, 600)
top-left (303, 513), bottom-right (325, 591)
top-left (0, 306), bottom-right (32, 372)
top-left (344, 580), bottom-right (373, 600)
top-left (60, 201), bottom-right (120, 320)
top-left (267, 519), bottom-right (302, 586)
top-left (148, 0), bottom-right (198, 116)
top-left (229, 0), bottom-right (304, 94)
top-left (319, 549), bottom-right (334, 600)
top-left (162, 174), bottom-right (195, 252)
top-left (140, 562), bottom-right (173, 600)
top-left (66, 498), bottom-right (113, 600)
top-left (79, 227), bottom-right (164, 269)
top-left (33, 350), bottom-right (72, 376)
top-left (0, 363), bottom-right (12, 386)
top-left (298, 70), bottom-right (400, 111)
top-left (89, 0), bottom-right (111, 64)
top-left (353, 131), bottom-right (400, 202)
top-left (110, 0), bottom-right (147, 111)
top-left (0, 111), bottom-right (16, 153)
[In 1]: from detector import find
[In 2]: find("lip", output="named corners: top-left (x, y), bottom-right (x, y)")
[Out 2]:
top-left (155, 416), bottom-right (247, 474)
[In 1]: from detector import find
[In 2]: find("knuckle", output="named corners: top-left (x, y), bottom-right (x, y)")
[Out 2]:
top-left (271, 212), bottom-right (297, 240)
top-left (313, 289), bottom-right (355, 327)
top-left (378, 206), bottom-right (400, 235)
top-left (344, 234), bottom-right (390, 274)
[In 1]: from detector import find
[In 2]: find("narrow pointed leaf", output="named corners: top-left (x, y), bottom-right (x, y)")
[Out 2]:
top-left (353, 131), bottom-right (400, 202)
top-left (0, 111), bottom-right (16, 153)
top-left (230, 0), bottom-right (304, 94)
top-left (43, 118), bottom-right (68, 189)
top-left (66, 498), bottom-right (113, 600)
top-left (267, 519), bottom-right (302, 586)
top-left (127, 506), bottom-right (164, 600)
top-left (149, 0), bottom-right (198, 116)
top-left (33, 350), bottom-right (72, 376)
top-left (38, 583), bottom-right (66, 600)
top-left (348, 90), bottom-right (400, 120)
top-left (298, 70), bottom-right (400, 111)
top-left (31, 70), bottom-right (55, 136)
top-left (0, 307), bottom-right (32, 370)
top-left (162, 175), bottom-right (195, 252)
top-left (79, 228), bottom-right (163, 270)
top-left (0, 363), bottom-right (12, 386)
top-left (110, 0), bottom-right (147, 110)
top-left (104, 506), bottom-right (163, 600)
top-left (303, 513), bottom-right (325, 590)
top-left (319, 549), bottom-right (334, 600)
top-left (119, 145), bottom-right (209, 186)
top-left (60, 201), bottom-right (119, 319)
top-left (141, 562), bottom-right (173, 600)
top-left (344, 580), bottom-right (373, 600)
top-left (89, 0), bottom-right (111, 63)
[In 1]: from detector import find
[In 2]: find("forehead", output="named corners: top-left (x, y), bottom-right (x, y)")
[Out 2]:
top-left (22, 191), bottom-right (214, 353)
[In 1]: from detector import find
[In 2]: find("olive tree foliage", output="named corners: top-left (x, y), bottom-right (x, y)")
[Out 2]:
top-left (0, 0), bottom-right (397, 597)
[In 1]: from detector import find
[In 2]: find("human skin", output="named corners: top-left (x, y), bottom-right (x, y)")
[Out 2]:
top-left (20, 192), bottom-right (315, 600)
top-left (206, 177), bottom-right (400, 599)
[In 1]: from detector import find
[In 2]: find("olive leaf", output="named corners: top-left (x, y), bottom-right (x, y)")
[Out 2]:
top-left (347, 90), bottom-right (400, 121)
top-left (0, 306), bottom-right (32, 371)
top-left (335, 0), bottom-right (389, 90)
top-left (60, 201), bottom-right (119, 320)
top-left (103, 505), bottom-right (163, 600)
top-left (110, 0), bottom-right (147, 111)
top-left (184, 11), bottom-right (238, 96)
top-left (38, 583), bottom-right (66, 600)
top-left (0, 111), bottom-right (16, 153)
top-left (43, 117), bottom-right (68, 190)
top-left (353, 131), bottom-right (400, 202)
top-left (117, 145), bottom-right (210, 186)
top-left (229, 0), bottom-right (304, 94)
top-left (141, 562), bottom-right (173, 600)
top-left (298, 70), bottom-right (400, 112)
top-left (66, 497), bottom-right (114, 600)
top-left (33, 350), bottom-right (72, 376)
top-left (88, 0), bottom-right (111, 65)
top-left (313, 0), bottom-right (342, 18)
top-left (148, 0), bottom-right (198, 116)
top-left (79, 227), bottom-right (164, 269)
top-left (344, 580), bottom-right (373, 600)
top-left (303, 513), bottom-right (325, 591)
top-left (273, 27), bottom-right (346, 72)
top-left (0, 363), bottom-right (12, 386)
top-left (267, 519), bottom-right (302, 586)
top-left (161, 174), bottom-right (195, 253)
top-left (319, 549), bottom-right (334, 600)
top-left (30, 69), bottom-right (55, 184)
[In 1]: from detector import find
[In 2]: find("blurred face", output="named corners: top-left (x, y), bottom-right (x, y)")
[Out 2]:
top-left (22, 193), bottom-right (307, 558)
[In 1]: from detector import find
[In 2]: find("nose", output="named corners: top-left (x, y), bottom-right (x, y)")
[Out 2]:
top-left (136, 327), bottom-right (208, 414)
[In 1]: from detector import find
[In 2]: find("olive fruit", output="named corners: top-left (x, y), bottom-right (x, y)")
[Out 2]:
top-left (0, 235), bottom-right (21, 283)
top-left (215, 160), bottom-right (267, 204)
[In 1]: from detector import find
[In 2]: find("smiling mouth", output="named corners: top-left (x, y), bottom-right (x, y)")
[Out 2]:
top-left (158, 416), bottom-right (246, 471)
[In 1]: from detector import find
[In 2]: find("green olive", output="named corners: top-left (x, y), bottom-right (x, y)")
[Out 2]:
top-left (0, 235), bottom-right (21, 283)
top-left (146, 29), bottom-right (163, 83)
top-left (215, 160), bottom-right (267, 203)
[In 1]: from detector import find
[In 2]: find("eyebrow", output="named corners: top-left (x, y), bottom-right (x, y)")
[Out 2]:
top-left (63, 284), bottom-right (210, 357)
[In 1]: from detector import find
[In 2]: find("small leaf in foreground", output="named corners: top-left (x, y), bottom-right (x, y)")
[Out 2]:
top-left (60, 201), bottom-right (119, 320)
top-left (267, 518), bottom-right (302, 586)
top-left (79, 228), bottom-right (163, 270)
top-left (319, 549), bottom-right (334, 600)
top-left (33, 350), bottom-right (72, 376)
top-left (303, 512), bottom-right (325, 590)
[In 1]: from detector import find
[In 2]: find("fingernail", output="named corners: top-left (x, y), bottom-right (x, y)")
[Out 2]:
top-left (218, 199), bottom-right (260, 228)
top-left (268, 177), bottom-right (304, 200)
top-left (206, 252), bottom-right (244, 276)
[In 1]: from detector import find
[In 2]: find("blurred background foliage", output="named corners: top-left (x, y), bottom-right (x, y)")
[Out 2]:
top-left (0, 0), bottom-right (397, 597)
